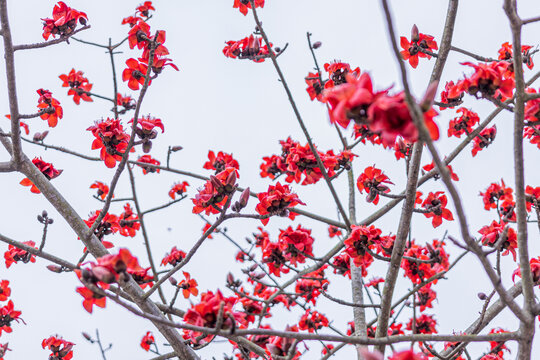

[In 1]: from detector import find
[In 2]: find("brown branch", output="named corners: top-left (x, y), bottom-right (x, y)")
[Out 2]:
top-left (13, 25), bottom-right (90, 51)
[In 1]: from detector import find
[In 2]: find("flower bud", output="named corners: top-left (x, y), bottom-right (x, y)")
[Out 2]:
top-left (478, 292), bottom-right (488, 300)
top-left (169, 277), bottom-right (178, 286)
top-left (143, 141), bottom-right (153, 153)
top-left (82, 332), bottom-right (93, 341)
top-left (210, 175), bottom-right (223, 191)
top-left (46, 264), bottom-right (63, 273)
top-left (171, 146), bottom-right (183, 152)
top-left (226, 272), bottom-right (235, 286)
top-left (226, 171), bottom-right (237, 187)
top-left (312, 41), bottom-right (322, 49)
top-left (411, 24), bottom-right (420, 43)
top-left (239, 187), bottom-right (250, 207)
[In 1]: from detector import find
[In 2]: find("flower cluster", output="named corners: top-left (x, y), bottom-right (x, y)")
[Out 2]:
top-left (192, 167), bottom-right (238, 215)
top-left (59, 69), bottom-right (93, 104)
top-left (20, 157), bottom-right (62, 194)
top-left (447, 108), bottom-right (480, 138)
top-left (401, 239), bottom-right (450, 284)
top-left (479, 221), bottom-right (517, 260)
top-left (87, 118), bottom-right (131, 168)
top-left (204, 151), bottom-right (240, 173)
top-left (42, 336), bottom-right (74, 360)
top-left (260, 137), bottom-right (355, 185)
top-left (36, 89), bottom-right (63, 128)
top-left (255, 182), bottom-right (304, 225)
top-left (223, 35), bottom-right (273, 62)
top-left (42, 2), bottom-right (87, 40)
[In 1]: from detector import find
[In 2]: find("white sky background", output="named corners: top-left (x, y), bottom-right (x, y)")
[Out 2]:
top-left (0, 0), bottom-right (540, 359)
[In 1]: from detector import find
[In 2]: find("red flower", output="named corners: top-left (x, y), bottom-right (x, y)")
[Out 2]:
top-left (344, 225), bottom-right (382, 276)
top-left (455, 62), bottom-right (515, 100)
top-left (192, 167), bottom-right (238, 215)
top-left (0, 281), bottom-right (11, 301)
top-left (223, 35), bottom-right (272, 62)
top-left (137, 155), bottom-right (161, 174)
top-left (472, 125), bottom-right (497, 157)
top-left (323, 73), bottom-right (381, 129)
top-left (140, 331), bottom-right (155, 351)
top-left (368, 92), bottom-right (440, 145)
top-left (356, 166), bottom-right (393, 205)
top-left (0, 300), bottom-right (22, 336)
top-left (128, 20), bottom-right (151, 50)
top-left (183, 290), bottom-right (245, 344)
top-left (421, 191), bottom-right (454, 228)
top-left (19, 121), bottom-right (29, 135)
top-left (36, 89), bottom-right (63, 128)
top-left (416, 284), bottom-right (437, 312)
top-left (365, 277), bottom-right (384, 288)
top-left (526, 185), bottom-right (540, 212)
top-left (353, 124), bottom-right (383, 146)
top-left (298, 309), bottom-right (329, 333)
top-left (20, 157), bottom-right (62, 194)
top-left (42, 336), bottom-right (74, 360)
top-left (447, 108), bottom-right (480, 138)
top-left (122, 16), bottom-right (141, 27)
top-left (422, 161), bottom-right (459, 181)
top-left (76, 286), bottom-right (106, 313)
top-left (439, 80), bottom-right (463, 109)
top-left (295, 267), bottom-right (328, 305)
top-left (59, 69), bottom-right (93, 104)
top-left (122, 58), bottom-right (150, 90)
top-left (305, 72), bottom-right (325, 101)
top-left (233, 0), bottom-right (264, 16)
top-left (278, 225), bottom-right (314, 266)
top-left (90, 181), bottom-right (110, 200)
top-left (255, 182), bottom-right (305, 225)
top-left (498, 41), bottom-right (534, 70)
top-left (401, 240), bottom-right (450, 284)
top-left (118, 203), bottom-right (140, 237)
top-left (204, 150), bottom-right (239, 173)
top-left (513, 256), bottom-right (540, 283)
top-left (84, 210), bottom-right (120, 247)
top-left (87, 118), bottom-right (131, 168)
top-left (324, 61), bottom-right (360, 88)
top-left (41, 2), bottom-right (87, 40)
top-left (136, 2), bottom-right (155, 17)
top-left (116, 94), bottom-right (136, 113)
top-left (262, 241), bottom-right (289, 277)
top-left (328, 225), bottom-right (342, 238)
top-left (480, 180), bottom-right (513, 210)
top-left (4, 241), bottom-right (37, 268)
top-left (407, 314), bottom-right (437, 334)
top-left (265, 325), bottom-right (302, 358)
top-left (161, 247), bottom-right (186, 267)
top-left (479, 221), bottom-right (517, 261)
top-left (400, 30), bottom-right (438, 69)
top-left (178, 271), bottom-right (199, 298)
top-left (169, 181), bottom-right (189, 199)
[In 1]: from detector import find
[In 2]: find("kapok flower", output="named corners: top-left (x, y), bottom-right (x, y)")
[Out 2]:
top-left (42, 336), bottom-right (74, 360)
top-left (498, 41), bottom-right (535, 71)
top-left (118, 203), bottom-right (140, 237)
top-left (328, 225), bottom-right (342, 238)
top-left (136, 2), bottom-right (155, 17)
top-left (455, 62), bottom-right (515, 101)
top-left (140, 331), bottom-right (155, 351)
top-left (59, 69), bottom-right (93, 104)
top-left (439, 80), bottom-right (463, 109)
top-left (90, 181), bottom-right (110, 200)
top-left (513, 256), bottom-right (540, 283)
top-left (20, 157), bottom-right (62, 194)
top-left (233, 0), bottom-right (264, 16)
top-left (447, 108), bottom-right (480, 138)
top-left (389, 349), bottom-right (428, 360)
top-left (75, 286), bottom-right (106, 313)
top-left (323, 73), bottom-right (382, 129)
top-left (41, 2), bottom-right (87, 40)
top-left (472, 125), bottom-right (497, 157)
top-left (0, 300), bottom-right (22, 336)
top-left (368, 92), bottom-right (440, 145)
top-left (204, 150), bottom-right (239, 173)
top-left (116, 94), bottom-right (136, 114)
top-left (122, 58), bottom-right (150, 90)
top-left (305, 72), bottom-right (325, 101)
top-left (416, 285), bottom-right (437, 312)
top-left (169, 181), bottom-right (189, 199)
top-left (298, 309), bottom-right (329, 333)
top-left (83, 210), bottom-right (119, 247)
top-left (183, 290), bottom-right (245, 344)
top-left (356, 166), bottom-right (393, 205)
top-left (421, 191), bottom-right (454, 228)
top-left (480, 179), bottom-right (513, 210)
top-left (0, 281), bottom-right (10, 301)
top-left (161, 247), bottom-right (186, 267)
top-left (422, 161), bottom-right (459, 181)
top-left (128, 20), bottom-right (151, 50)
top-left (526, 185), bottom-right (540, 212)
top-left (400, 25), bottom-right (438, 69)
top-left (479, 221), bottom-right (517, 261)
top-left (278, 225), bottom-right (314, 266)
top-left (87, 118), bottom-right (131, 168)
top-left (223, 35), bottom-right (272, 62)
top-left (192, 167), bottom-right (238, 215)
top-left (36, 89), bottom-right (63, 128)
top-left (255, 182), bottom-right (305, 225)
top-left (344, 225), bottom-right (382, 276)
top-left (324, 61), bottom-right (361, 88)
top-left (407, 314), bottom-right (437, 334)
top-left (137, 155), bottom-right (161, 174)
top-left (178, 272), bottom-right (198, 298)
top-left (4, 241), bottom-right (37, 268)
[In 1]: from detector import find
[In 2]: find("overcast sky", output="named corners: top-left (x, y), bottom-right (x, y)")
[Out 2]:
top-left (1, 0), bottom-right (540, 359)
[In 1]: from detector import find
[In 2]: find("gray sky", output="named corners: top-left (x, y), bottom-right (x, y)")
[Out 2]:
top-left (0, 0), bottom-right (539, 359)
